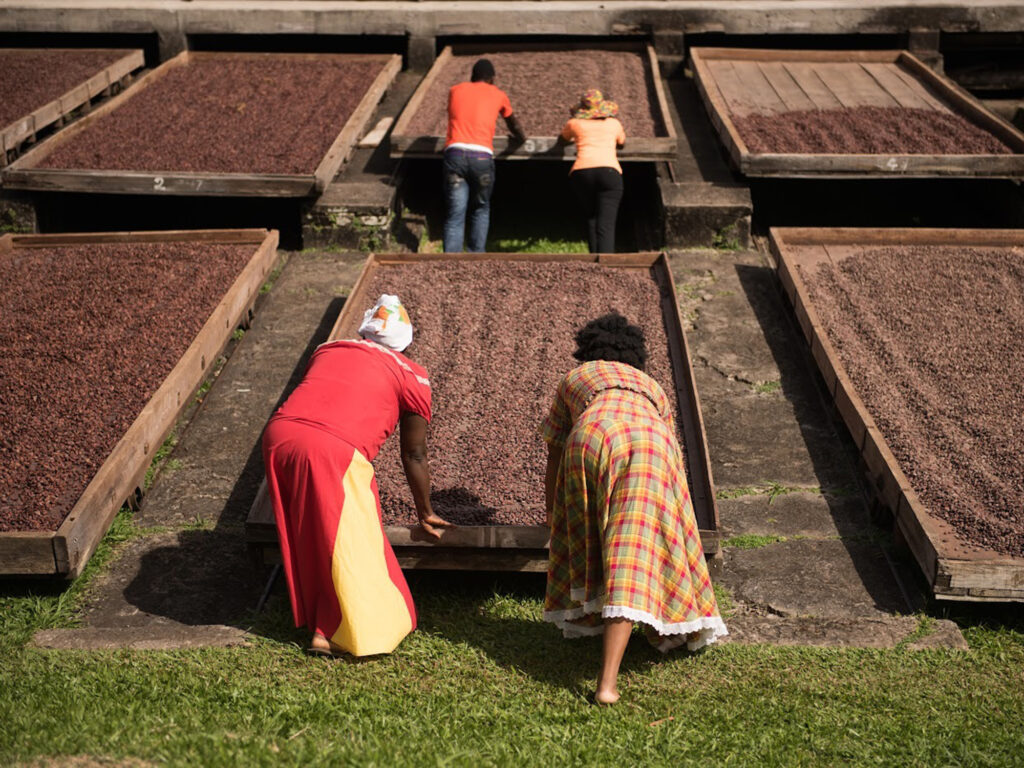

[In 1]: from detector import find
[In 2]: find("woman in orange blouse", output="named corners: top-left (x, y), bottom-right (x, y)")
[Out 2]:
top-left (560, 90), bottom-right (626, 253)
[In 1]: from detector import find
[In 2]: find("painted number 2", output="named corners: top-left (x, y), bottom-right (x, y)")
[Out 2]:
top-left (153, 176), bottom-right (166, 191)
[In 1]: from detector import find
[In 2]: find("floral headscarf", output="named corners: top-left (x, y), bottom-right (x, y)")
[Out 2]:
top-left (572, 89), bottom-right (620, 120)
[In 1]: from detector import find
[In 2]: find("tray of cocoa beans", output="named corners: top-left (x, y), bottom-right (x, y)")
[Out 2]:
top-left (390, 42), bottom-right (677, 161)
top-left (246, 252), bottom-right (719, 572)
top-left (1, 47), bottom-right (144, 166)
top-left (691, 48), bottom-right (1024, 178)
top-left (0, 228), bottom-right (279, 577)
top-left (771, 226), bottom-right (1024, 602)
top-left (2, 51), bottom-right (401, 196)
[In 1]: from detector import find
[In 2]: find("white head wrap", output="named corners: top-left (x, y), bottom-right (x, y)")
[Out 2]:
top-left (358, 294), bottom-right (413, 352)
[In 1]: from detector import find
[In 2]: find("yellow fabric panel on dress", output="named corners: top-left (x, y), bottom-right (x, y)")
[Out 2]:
top-left (329, 451), bottom-right (413, 655)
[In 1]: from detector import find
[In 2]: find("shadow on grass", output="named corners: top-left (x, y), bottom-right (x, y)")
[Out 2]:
top-left (406, 571), bottom-right (689, 695)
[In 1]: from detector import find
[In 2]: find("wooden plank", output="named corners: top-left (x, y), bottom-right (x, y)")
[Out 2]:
top-left (860, 62), bottom-right (945, 111)
top-left (9, 228), bottom-right (268, 247)
top-left (757, 63), bottom-right (817, 112)
top-left (1, 48), bottom-right (144, 156)
top-left (1, 168), bottom-right (315, 197)
top-left (692, 48), bottom-right (900, 65)
top-left (0, 532), bottom-right (58, 575)
top-left (358, 117), bottom-right (394, 149)
top-left (811, 62), bottom-right (900, 109)
top-left (313, 54), bottom-right (400, 192)
top-left (781, 63), bottom-right (844, 111)
top-left (704, 60), bottom-right (762, 117)
top-left (744, 152), bottom-right (1024, 178)
top-left (393, 548), bottom-right (549, 572)
top-left (647, 45), bottom-right (677, 141)
top-left (0, 228), bottom-right (280, 577)
top-left (729, 61), bottom-right (789, 114)
top-left (772, 227), bottom-right (1024, 247)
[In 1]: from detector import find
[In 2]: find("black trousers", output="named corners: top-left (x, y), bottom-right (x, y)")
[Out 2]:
top-left (569, 166), bottom-right (624, 254)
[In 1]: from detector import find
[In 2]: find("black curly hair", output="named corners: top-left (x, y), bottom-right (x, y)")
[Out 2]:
top-left (573, 312), bottom-right (647, 370)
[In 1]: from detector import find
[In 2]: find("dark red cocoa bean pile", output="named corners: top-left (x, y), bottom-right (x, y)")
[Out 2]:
top-left (404, 50), bottom-right (663, 140)
top-left (0, 49), bottom-right (126, 129)
top-left (364, 260), bottom-right (690, 526)
top-left (733, 106), bottom-right (1013, 155)
top-left (39, 55), bottom-right (391, 174)
top-left (0, 241), bottom-right (256, 532)
top-left (801, 245), bottom-right (1024, 557)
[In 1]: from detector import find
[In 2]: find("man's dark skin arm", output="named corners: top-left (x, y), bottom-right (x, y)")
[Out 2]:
top-left (399, 412), bottom-right (454, 540)
top-left (504, 113), bottom-right (526, 143)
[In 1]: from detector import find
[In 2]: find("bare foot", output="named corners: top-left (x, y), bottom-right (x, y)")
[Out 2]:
top-left (594, 688), bottom-right (621, 705)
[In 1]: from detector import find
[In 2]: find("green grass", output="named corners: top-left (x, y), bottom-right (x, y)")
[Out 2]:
top-left (723, 534), bottom-right (790, 549)
top-left (1, 522), bottom-right (1023, 767)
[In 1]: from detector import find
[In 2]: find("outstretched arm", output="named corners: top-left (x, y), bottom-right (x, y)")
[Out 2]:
top-left (544, 442), bottom-right (564, 527)
top-left (504, 113), bottom-right (526, 143)
top-left (399, 412), bottom-right (454, 539)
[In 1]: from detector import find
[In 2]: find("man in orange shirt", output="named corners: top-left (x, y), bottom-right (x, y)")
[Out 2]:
top-left (443, 59), bottom-right (525, 252)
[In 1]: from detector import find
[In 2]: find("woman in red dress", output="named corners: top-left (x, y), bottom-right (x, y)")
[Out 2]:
top-left (262, 294), bottom-right (452, 657)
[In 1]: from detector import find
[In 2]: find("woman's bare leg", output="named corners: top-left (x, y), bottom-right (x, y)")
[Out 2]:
top-left (595, 617), bottom-right (633, 704)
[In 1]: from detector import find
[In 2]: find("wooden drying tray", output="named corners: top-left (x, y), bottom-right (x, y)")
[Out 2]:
top-left (691, 48), bottom-right (1024, 178)
top-left (390, 42), bottom-right (677, 161)
top-left (1, 48), bottom-right (145, 165)
top-left (246, 251), bottom-right (719, 572)
top-left (770, 227), bottom-right (1024, 602)
top-left (0, 229), bottom-right (279, 578)
top-left (2, 51), bottom-right (401, 197)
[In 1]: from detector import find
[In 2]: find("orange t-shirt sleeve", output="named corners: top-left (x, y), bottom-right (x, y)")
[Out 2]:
top-left (499, 90), bottom-right (513, 118)
top-left (561, 120), bottom-right (576, 142)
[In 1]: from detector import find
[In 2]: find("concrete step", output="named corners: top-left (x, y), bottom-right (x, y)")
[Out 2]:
top-left (658, 74), bottom-right (752, 248)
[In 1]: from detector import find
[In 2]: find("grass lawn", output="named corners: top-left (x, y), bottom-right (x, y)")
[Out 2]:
top-left (1, 509), bottom-right (1022, 767)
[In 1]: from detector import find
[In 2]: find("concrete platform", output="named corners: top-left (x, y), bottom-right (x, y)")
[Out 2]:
top-left (36, 245), bottom-right (966, 652)
top-left (4, 1), bottom-right (1023, 52)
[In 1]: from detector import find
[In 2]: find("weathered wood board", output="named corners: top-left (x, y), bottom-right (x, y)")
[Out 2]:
top-left (390, 42), bottom-right (677, 161)
top-left (246, 252), bottom-right (719, 572)
top-left (0, 228), bottom-right (279, 578)
top-left (692, 48), bottom-right (1024, 178)
top-left (1, 48), bottom-right (145, 165)
top-left (770, 226), bottom-right (1024, 602)
top-left (2, 51), bottom-right (401, 197)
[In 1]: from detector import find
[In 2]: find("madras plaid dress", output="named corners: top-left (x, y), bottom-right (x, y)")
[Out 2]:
top-left (540, 360), bottom-right (727, 651)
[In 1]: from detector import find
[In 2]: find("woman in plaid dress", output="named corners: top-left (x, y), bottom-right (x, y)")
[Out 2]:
top-left (541, 312), bottom-right (727, 704)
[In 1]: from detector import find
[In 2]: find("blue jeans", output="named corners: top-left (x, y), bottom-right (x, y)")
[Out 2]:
top-left (442, 149), bottom-right (495, 252)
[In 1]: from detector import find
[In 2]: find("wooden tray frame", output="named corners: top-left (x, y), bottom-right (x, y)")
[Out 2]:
top-left (691, 48), bottom-right (1024, 179)
top-left (390, 42), bottom-right (678, 161)
top-left (246, 251), bottom-right (719, 572)
top-left (2, 51), bottom-right (401, 197)
top-left (1, 48), bottom-right (145, 165)
top-left (0, 228), bottom-right (280, 577)
top-left (770, 226), bottom-right (1024, 602)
